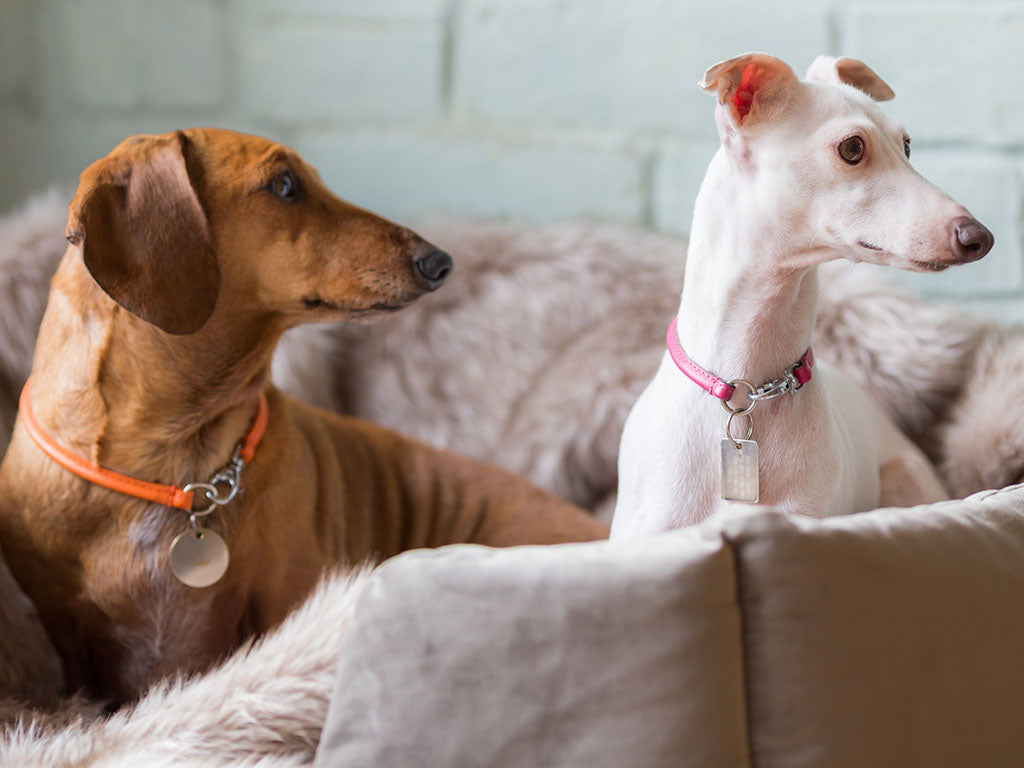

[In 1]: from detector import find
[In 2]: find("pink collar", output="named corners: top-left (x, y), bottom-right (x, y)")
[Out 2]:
top-left (666, 317), bottom-right (814, 402)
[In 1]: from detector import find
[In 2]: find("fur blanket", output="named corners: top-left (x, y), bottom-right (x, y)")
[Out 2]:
top-left (0, 190), bottom-right (1016, 760)
top-left (1, 569), bottom-right (370, 767)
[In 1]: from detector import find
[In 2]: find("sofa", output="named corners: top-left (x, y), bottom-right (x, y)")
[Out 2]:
top-left (315, 485), bottom-right (1024, 768)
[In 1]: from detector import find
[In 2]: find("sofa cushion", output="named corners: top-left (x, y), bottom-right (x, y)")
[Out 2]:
top-left (725, 486), bottom-right (1024, 768)
top-left (315, 529), bottom-right (749, 768)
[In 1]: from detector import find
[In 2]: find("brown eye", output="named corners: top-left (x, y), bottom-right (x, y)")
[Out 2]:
top-left (267, 170), bottom-right (300, 202)
top-left (903, 136), bottom-right (911, 159)
top-left (838, 136), bottom-right (865, 165)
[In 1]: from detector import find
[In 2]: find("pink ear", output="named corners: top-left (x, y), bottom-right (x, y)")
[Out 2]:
top-left (700, 53), bottom-right (797, 127)
top-left (805, 55), bottom-right (895, 102)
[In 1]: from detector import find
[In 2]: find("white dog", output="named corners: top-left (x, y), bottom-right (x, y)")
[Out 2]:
top-left (611, 53), bottom-right (993, 537)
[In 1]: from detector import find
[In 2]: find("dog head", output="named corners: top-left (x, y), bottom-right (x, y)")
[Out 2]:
top-left (699, 53), bottom-right (993, 272)
top-left (65, 128), bottom-right (450, 335)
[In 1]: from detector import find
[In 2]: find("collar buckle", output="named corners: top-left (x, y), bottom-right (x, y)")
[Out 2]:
top-left (748, 364), bottom-right (802, 403)
top-left (183, 446), bottom-right (246, 513)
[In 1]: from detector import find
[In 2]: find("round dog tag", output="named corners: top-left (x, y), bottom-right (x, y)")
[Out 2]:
top-left (170, 528), bottom-right (229, 588)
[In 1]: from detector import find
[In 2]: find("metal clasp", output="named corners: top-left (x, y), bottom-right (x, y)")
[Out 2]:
top-left (183, 446), bottom-right (246, 516)
top-left (748, 364), bottom-right (802, 403)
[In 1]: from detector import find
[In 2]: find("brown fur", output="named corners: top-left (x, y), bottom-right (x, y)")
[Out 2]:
top-left (0, 129), bottom-right (606, 706)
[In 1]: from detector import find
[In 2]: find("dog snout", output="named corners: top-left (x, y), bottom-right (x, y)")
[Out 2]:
top-left (413, 246), bottom-right (453, 291)
top-left (951, 216), bottom-right (994, 263)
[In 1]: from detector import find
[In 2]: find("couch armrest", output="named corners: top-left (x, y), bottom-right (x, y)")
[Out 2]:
top-left (316, 529), bottom-right (750, 768)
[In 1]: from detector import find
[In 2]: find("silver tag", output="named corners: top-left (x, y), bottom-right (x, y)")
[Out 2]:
top-left (721, 439), bottom-right (759, 503)
top-left (170, 528), bottom-right (229, 588)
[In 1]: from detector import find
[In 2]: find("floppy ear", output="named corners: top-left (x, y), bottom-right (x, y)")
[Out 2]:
top-left (700, 53), bottom-right (797, 128)
top-left (65, 132), bottom-right (219, 335)
top-left (804, 55), bottom-right (894, 102)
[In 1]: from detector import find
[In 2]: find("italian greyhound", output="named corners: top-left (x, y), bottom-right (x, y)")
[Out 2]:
top-left (611, 53), bottom-right (993, 537)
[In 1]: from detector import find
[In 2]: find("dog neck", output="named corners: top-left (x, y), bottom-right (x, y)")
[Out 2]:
top-left (27, 250), bottom-right (281, 484)
top-left (675, 149), bottom-right (821, 390)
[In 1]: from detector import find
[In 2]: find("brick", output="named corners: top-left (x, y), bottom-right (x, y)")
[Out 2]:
top-left (237, 0), bottom-right (449, 22)
top-left (0, 0), bottom-right (32, 99)
top-left (652, 141), bottom-right (719, 235)
top-left (142, 1), bottom-right (226, 108)
top-left (294, 132), bottom-right (646, 223)
top-left (236, 20), bottom-right (443, 125)
top-left (43, 0), bottom-right (226, 109)
top-left (454, 0), bottom-right (830, 137)
top-left (885, 149), bottom-right (1023, 298)
top-left (841, 6), bottom-right (1024, 145)
top-left (56, 0), bottom-right (140, 108)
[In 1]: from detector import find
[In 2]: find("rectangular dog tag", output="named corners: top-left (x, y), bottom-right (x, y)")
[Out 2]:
top-left (721, 439), bottom-right (759, 503)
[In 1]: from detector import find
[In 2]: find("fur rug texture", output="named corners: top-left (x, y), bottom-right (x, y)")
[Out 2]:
top-left (0, 568), bottom-right (370, 767)
top-left (0, 189), bottom-right (70, 451)
top-left (0, 189), bottom-right (1017, 760)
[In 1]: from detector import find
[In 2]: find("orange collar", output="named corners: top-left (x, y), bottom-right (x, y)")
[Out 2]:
top-left (18, 378), bottom-right (269, 512)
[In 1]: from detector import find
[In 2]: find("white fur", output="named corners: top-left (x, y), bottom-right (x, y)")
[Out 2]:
top-left (1, 568), bottom-right (371, 767)
top-left (936, 327), bottom-right (1024, 495)
top-left (611, 54), bottom-right (978, 537)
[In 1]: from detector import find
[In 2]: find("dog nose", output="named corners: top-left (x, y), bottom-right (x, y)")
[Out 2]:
top-left (951, 217), bottom-right (994, 263)
top-left (413, 247), bottom-right (453, 290)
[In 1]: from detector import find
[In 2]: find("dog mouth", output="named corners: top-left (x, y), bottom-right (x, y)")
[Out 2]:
top-left (858, 241), bottom-right (951, 273)
top-left (301, 296), bottom-right (407, 315)
top-left (907, 259), bottom-right (951, 273)
top-left (857, 240), bottom-right (883, 252)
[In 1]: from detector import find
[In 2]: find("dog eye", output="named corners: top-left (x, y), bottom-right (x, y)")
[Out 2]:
top-left (838, 136), bottom-right (865, 165)
top-left (903, 136), bottom-right (911, 159)
top-left (267, 170), bottom-right (299, 202)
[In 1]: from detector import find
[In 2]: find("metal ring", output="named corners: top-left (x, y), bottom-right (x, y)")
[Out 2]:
top-left (720, 379), bottom-right (758, 416)
top-left (725, 411), bottom-right (754, 450)
top-left (182, 482), bottom-right (219, 514)
top-left (207, 473), bottom-right (241, 506)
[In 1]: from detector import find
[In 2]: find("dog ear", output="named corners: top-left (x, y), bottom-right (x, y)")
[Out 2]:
top-left (804, 55), bottom-right (895, 102)
top-left (700, 53), bottom-right (797, 128)
top-left (65, 132), bottom-right (219, 335)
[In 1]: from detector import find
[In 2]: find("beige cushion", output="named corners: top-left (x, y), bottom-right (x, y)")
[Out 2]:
top-left (726, 485), bottom-right (1024, 768)
top-left (316, 530), bottom-right (749, 768)
top-left (316, 485), bottom-right (1024, 767)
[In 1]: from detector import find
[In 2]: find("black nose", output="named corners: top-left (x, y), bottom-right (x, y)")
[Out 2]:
top-left (951, 216), bottom-right (994, 263)
top-left (413, 247), bottom-right (453, 290)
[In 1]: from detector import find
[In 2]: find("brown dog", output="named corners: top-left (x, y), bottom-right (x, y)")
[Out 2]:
top-left (0, 128), bottom-right (607, 705)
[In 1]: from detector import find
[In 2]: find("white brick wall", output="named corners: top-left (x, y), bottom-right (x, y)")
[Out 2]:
top-left (236, 19), bottom-right (445, 124)
top-left (299, 131), bottom-right (646, 222)
top-left (0, 1), bottom-right (31, 99)
top-left (454, 0), bottom-right (831, 135)
top-left (1, 0), bottom-right (1022, 316)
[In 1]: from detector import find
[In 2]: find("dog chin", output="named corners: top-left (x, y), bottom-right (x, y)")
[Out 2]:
top-left (905, 259), bottom-right (952, 273)
top-left (856, 248), bottom-right (951, 274)
top-left (348, 302), bottom-right (410, 318)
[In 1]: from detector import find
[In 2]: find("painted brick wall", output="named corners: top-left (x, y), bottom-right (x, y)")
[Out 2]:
top-left (2, 0), bottom-right (1022, 319)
